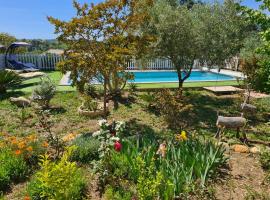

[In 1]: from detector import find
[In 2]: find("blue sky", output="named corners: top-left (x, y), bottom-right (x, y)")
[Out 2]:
top-left (0, 0), bottom-right (264, 39)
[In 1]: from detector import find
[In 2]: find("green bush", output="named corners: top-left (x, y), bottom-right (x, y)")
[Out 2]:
top-left (81, 96), bottom-right (98, 111)
top-left (0, 148), bottom-right (28, 192)
top-left (0, 70), bottom-right (22, 93)
top-left (32, 76), bottom-right (56, 108)
top-left (260, 150), bottom-right (270, 171)
top-left (27, 147), bottom-right (86, 200)
top-left (84, 83), bottom-right (98, 98)
top-left (70, 134), bottom-right (100, 163)
top-left (104, 186), bottom-right (133, 200)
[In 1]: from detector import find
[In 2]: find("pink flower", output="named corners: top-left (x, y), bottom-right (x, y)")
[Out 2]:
top-left (114, 141), bottom-right (122, 152)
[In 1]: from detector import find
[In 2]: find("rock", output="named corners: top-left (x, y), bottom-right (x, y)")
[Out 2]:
top-left (231, 144), bottom-right (249, 153)
top-left (10, 97), bottom-right (31, 107)
top-left (250, 146), bottom-right (260, 154)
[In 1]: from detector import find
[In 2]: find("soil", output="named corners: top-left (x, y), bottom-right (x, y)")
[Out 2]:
top-left (214, 152), bottom-right (270, 200)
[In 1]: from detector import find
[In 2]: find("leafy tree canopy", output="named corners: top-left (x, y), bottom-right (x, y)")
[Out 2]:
top-left (146, 0), bottom-right (247, 88)
top-left (48, 0), bottom-right (154, 111)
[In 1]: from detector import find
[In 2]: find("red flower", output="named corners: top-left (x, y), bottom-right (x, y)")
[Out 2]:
top-left (114, 141), bottom-right (122, 152)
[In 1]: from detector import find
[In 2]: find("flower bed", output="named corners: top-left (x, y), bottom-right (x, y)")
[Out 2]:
top-left (89, 120), bottom-right (227, 199)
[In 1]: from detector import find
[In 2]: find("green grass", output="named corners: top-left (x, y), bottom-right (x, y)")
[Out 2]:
top-left (9, 71), bottom-right (241, 93)
top-left (11, 71), bottom-right (75, 93)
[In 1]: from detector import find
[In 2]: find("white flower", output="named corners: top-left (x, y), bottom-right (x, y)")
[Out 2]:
top-left (92, 130), bottom-right (101, 137)
top-left (98, 119), bottom-right (107, 126)
top-left (110, 136), bottom-right (120, 141)
top-left (115, 121), bottom-right (125, 131)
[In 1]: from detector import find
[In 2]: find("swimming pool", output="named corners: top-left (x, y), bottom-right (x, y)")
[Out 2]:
top-left (62, 70), bottom-right (236, 85)
top-left (130, 71), bottom-right (235, 83)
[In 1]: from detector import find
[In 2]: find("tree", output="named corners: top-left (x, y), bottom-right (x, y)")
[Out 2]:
top-left (148, 1), bottom-right (199, 89)
top-left (0, 33), bottom-right (16, 53)
top-left (195, 0), bottom-right (247, 67)
top-left (240, 0), bottom-right (270, 93)
top-left (48, 0), bottom-right (153, 112)
top-left (147, 0), bottom-right (246, 89)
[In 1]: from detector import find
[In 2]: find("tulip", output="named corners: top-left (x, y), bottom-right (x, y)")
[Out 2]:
top-left (114, 141), bottom-right (122, 152)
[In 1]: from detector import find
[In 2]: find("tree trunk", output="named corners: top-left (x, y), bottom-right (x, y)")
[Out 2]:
top-left (103, 78), bottom-right (107, 118)
top-left (176, 69), bottom-right (183, 89)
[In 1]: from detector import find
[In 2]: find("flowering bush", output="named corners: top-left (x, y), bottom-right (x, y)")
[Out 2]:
top-left (92, 119), bottom-right (125, 158)
top-left (91, 119), bottom-right (126, 191)
top-left (0, 132), bottom-right (47, 165)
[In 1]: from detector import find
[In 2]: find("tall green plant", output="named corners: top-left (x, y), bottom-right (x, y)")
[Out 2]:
top-left (0, 70), bottom-right (22, 93)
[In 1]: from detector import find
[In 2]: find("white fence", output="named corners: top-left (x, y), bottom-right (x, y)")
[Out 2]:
top-left (0, 54), bottom-right (64, 70)
top-left (0, 53), bottom-right (237, 71)
top-left (126, 58), bottom-right (175, 70)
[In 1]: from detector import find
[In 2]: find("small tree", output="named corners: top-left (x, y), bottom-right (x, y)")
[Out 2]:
top-left (32, 76), bottom-right (56, 109)
top-left (147, 0), bottom-right (246, 89)
top-left (240, 0), bottom-right (270, 93)
top-left (0, 33), bottom-right (16, 53)
top-left (48, 0), bottom-right (153, 112)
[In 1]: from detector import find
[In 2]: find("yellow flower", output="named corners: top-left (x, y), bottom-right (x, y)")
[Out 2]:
top-left (180, 131), bottom-right (187, 141)
top-left (175, 131), bottom-right (188, 141)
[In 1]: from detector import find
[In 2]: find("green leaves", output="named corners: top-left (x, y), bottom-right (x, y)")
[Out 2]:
top-left (0, 70), bottom-right (22, 93)
top-left (27, 147), bottom-right (86, 199)
top-left (32, 75), bottom-right (56, 108)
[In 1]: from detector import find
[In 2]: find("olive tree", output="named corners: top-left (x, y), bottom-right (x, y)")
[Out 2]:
top-left (147, 0), bottom-right (246, 89)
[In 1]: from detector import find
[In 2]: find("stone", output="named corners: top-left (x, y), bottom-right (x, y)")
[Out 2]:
top-left (231, 144), bottom-right (249, 153)
top-left (10, 97), bottom-right (31, 107)
top-left (249, 146), bottom-right (260, 154)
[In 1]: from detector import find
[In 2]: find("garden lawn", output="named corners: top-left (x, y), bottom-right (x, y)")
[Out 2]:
top-left (1, 74), bottom-right (269, 199)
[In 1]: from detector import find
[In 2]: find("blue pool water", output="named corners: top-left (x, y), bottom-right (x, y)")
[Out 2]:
top-left (66, 70), bottom-right (235, 85)
top-left (129, 71), bottom-right (235, 83)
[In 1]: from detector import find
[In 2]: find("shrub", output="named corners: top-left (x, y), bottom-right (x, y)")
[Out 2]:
top-left (0, 148), bottom-right (28, 192)
top-left (0, 70), bottom-right (22, 93)
top-left (27, 147), bottom-right (86, 199)
top-left (32, 76), bottom-right (56, 108)
top-left (104, 186), bottom-right (133, 200)
top-left (70, 134), bottom-right (100, 163)
top-left (84, 83), bottom-right (98, 98)
top-left (128, 82), bottom-right (138, 95)
top-left (260, 150), bottom-right (270, 171)
top-left (81, 96), bottom-right (98, 111)
top-left (154, 89), bottom-right (193, 130)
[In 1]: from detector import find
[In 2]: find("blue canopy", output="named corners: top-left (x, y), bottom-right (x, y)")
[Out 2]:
top-left (8, 42), bottom-right (31, 49)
